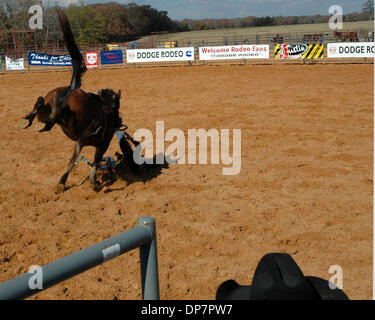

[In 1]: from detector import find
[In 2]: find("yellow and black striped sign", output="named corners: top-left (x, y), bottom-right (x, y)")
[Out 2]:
top-left (274, 44), bottom-right (324, 60)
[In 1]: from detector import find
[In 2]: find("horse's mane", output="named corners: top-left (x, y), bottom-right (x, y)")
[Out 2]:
top-left (57, 9), bottom-right (87, 90)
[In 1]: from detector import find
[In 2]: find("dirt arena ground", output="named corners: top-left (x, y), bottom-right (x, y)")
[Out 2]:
top-left (0, 63), bottom-right (373, 300)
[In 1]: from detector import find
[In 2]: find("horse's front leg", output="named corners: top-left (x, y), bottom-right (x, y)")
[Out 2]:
top-left (56, 141), bottom-right (82, 193)
top-left (19, 97), bottom-right (44, 129)
top-left (90, 142), bottom-right (110, 185)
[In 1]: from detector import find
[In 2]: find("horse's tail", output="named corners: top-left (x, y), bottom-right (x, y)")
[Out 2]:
top-left (57, 9), bottom-right (86, 90)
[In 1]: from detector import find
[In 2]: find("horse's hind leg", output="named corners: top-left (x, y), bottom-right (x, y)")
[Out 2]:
top-left (56, 141), bottom-right (82, 193)
top-left (19, 97), bottom-right (44, 129)
top-left (90, 143), bottom-right (109, 185)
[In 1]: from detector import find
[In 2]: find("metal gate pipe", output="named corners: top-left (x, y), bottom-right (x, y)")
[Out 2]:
top-left (139, 217), bottom-right (159, 300)
top-left (0, 216), bottom-right (159, 300)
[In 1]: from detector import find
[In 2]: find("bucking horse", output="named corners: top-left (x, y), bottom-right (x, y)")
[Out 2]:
top-left (19, 10), bottom-right (137, 192)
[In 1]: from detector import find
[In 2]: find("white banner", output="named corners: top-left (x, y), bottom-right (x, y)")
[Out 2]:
top-left (127, 47), bottom-right (194, 63)
top-left (199, 45), bottom-right (269, 60)
top-left (327, 42), bottom-right (375, 58)
top-left (5, 56), bottom-right (24, 70)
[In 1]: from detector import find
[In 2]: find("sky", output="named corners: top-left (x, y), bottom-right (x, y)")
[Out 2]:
top-left (50, 0), bottom-right (368, 20)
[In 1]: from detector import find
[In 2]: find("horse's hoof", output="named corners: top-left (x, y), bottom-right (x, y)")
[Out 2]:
top-left (91, 180), bottom-right (101, 192)
top-left (90, 179), bottom-right (99, 186)
top-left (19, 118), bottom-right (31, 129)
top-left (33, 122), bottom-right (47, 132)
top-left (55, 183), bottom-right (66, 194)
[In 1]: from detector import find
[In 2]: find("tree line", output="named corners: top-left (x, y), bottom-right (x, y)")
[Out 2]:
top-left (177, 1), bottom-right (374, 31)
top-left (178, 0), bottom-right (374, 30)
top-left (177, 11), bottom-right (372, 32)
top-left (0, 1), bottom-right (180, 46)
top-left (0, 0), bottom-right (373, 47)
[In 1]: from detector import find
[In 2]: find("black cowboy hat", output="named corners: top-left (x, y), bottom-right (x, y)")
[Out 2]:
top-left (216, 253), bottom-right (349, 300)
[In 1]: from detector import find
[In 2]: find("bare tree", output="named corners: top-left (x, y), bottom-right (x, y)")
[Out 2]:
top-left (362, 0), bottom-right (374, 20)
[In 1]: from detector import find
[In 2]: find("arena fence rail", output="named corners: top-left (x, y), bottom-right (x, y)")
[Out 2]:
top-left (0, 216), bottom-right (159, 300)
top-left (1, 40), bottom-right (374, 73)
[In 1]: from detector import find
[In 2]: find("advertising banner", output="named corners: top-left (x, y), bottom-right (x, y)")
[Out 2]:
top-left (100, 50), bottom-right (123, 65)
top-left (274, 44), bottom-right (324, 59)
top-left (5, 56), bottom-right (24, 70)
top-left (126, 47), bottom-right (194, 63)
top-left (199, 45), bottom-right (269, 60)
top-left (28, 52), bottom-right (72, 66)
top-left (0, 56), bottom-right (2, 70)
top-left (85, 51), bottom-right (99, 68)
top-left (327, 42), bottom-right (375, 58)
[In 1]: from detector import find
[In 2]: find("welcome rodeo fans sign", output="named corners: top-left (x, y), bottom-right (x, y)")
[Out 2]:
top-left (126, 47), bottom-right (194, 63)
top-left (199, 45), bottom-right (269, 60)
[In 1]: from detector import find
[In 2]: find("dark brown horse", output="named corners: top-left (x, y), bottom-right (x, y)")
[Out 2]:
top-left (19, 10), bottom-right (125, 192)
top-left (303, 33), bottom-right (322, 43)
top-left (334, 31), bottom-right (358, 42)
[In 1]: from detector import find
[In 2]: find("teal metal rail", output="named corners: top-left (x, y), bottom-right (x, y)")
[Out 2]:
top-left (0, 216), bottom-right (159, 300)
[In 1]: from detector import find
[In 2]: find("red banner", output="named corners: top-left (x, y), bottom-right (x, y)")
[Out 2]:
top-left (85, 51), bottom-right (99, 68)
